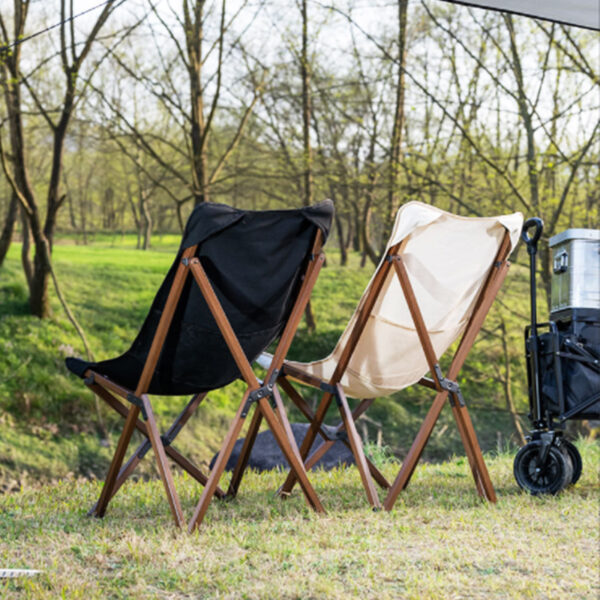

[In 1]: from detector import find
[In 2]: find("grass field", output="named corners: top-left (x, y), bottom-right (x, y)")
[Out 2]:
top-left (0, 441), bottom-right (598, 599)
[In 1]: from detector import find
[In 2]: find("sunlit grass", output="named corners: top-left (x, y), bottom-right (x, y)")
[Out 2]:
top-left (0, 441), bottom-right (597, 599)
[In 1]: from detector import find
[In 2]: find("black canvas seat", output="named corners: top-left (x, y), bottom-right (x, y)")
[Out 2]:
top-left (67, 201), bottom-right (332, 394)
top-left (67, 200), bottom-right (333, 531)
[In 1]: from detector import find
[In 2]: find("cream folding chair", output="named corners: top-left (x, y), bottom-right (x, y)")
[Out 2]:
top-left (234, 201), bottom-right (522, 510)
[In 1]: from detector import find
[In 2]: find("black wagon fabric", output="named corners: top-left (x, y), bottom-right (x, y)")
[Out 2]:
top-left (539, 333), bottom-right (600, 419)
top-left (66, 201), bottom-right (333, 395)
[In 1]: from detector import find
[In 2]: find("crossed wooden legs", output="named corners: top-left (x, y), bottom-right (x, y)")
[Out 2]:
top-left (277, 377), bottom-right (389, 489)
top-left (188, 389), bottom-right (325, 532)
top-left (88, 231), bottom-right (328, 531)
top-left (87, 386), bottom-right (222, 517)
top-left (275, 239), bottom-right (511, 509)
top-left (88, 374), bottom-right (325, 531)
top-left (227, 375), bottom-right (387, 510)
top-left (275, 372), bottom-right (496, 511)
top-left (86, 375), bottom-right (225, 526)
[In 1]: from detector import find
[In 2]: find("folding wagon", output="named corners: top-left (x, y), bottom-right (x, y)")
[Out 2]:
top-left (514, 220), bottom-right (600, 494)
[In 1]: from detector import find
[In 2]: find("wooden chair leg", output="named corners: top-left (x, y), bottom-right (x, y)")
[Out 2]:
top-left (140, 396), bottom-right (185, 527)
top-left (271, 386), bottom-right (304, 465)
top-left (88, 440), bottom-right (149, 516)
top-left (278, 377), bottom-right (336, 441)
top-left (165, 446), bottom-right (224, 496)
top-left (258, 396), bottom-right (324, 513)
top-left (106, 437), bottom-right (223, 508)
top-left (383, 391), bottom-right (447, 511)
top-left (304, 439), bottom-right (336, 470)
top-left (189, 392), bottom-right (251, 532)
top-left (334, 385), bottom-right (381, 509)
top-left (226, 405), bottom-right (263, 498)
top-left (280, 379), bottom-right (390, 491)
top-left (94, 405), bottom-right (141, 518)
top-left (278, 392), bottom-right (334, 497)
top-left (449, 400), bottom-right (487, 499)
top-left (305, 433), bottom-right (390, 490)
top-left (89, 389), bottom-right (222, 516)
top-left (452, 403), bottom-right (497, 502)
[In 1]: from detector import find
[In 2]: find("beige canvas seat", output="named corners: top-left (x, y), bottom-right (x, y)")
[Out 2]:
top-left (246, 201), bottom-right (523, 510)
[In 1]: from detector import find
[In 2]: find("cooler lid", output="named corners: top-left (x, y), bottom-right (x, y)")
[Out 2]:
top-left (549, 228), bottom-right (600, 247)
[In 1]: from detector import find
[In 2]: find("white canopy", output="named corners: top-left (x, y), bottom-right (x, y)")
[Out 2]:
top-left (278, 202), bottom-right (523, 399)
top-left (440, 0), bottom-right (600, 30)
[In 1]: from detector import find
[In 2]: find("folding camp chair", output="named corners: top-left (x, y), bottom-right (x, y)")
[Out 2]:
top-left (246, 202), bottom-right (523, 510)
top-left (65, 200), bottom-right (334, 531)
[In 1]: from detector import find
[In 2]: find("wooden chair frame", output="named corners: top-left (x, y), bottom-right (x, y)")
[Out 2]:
top-left (235, 231), bottom-right (512, 510)
top-left (85, 231), bottom-right (328, 531)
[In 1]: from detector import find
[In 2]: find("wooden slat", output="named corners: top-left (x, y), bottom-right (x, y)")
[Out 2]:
top-left (141, 395), bottom-right (185, 527)
top-left (86, 384), bottom-right (223, 515)
top-left (279, 378), bottom-right (390, 489)
top-left (222, 233), bottom-right (327, 501)
top-left (226, 406), bottom-right (263, 498)
top-left (189, 392), bottom-right (252, 532)
top-left (334, 385), bottom-right (381, 508)
top-left (189, 259), bottom-right (260, 389)
top-left (392, 256), bottom-right (441, 388)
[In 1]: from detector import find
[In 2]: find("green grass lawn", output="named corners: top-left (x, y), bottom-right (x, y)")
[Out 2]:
top-left (0, 441), bottom-right (598, 599)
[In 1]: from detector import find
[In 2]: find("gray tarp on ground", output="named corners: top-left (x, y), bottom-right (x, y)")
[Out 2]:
top-left (210, 423), bottom-right (356, 472)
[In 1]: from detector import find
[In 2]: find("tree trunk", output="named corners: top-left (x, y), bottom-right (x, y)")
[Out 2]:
top-left (300, 0), bottom-right (316, 332)
top-left (0, 0), bottom-right (117, 319)
top-left (0, 192), bottom-right (17, 267)
top-left (381, 0), bottom-right (409, 252)
top-left (126, 182), bottom-right (142, 249)
top-left (506, 16), bottom-right (546, 310)
top-left (140, 193), bottom-right (152, 250)
top-left (67, 193), bottom-right (78, 231)
top-left (538, 245), bottom-right (552, 314)
top-left (345, 213), bottom-right (354, 256)
top-left (361, 199), bottom-right (378, 267)
top-left (351, 202), bottom-right (361, 253)
top-left (301, 0), bottom-right (313, 208)
top-left (78, 191), bottom-right (88, 246)
top-left (185, 0), bottom-right (209, 206)
top-left (334, 211), bottom-right (347, 266)
top-left (176, 201), bottom-right (185, 233)
top-left (29, 236), bottom-right (52, 317)
top-left (20, 204), bottom-right (33, 291)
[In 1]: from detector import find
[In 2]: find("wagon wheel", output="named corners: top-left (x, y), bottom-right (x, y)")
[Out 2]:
top-left (513, 441), bottom-right (573, 495)
top-left (560, 439), bottom-right (583, 486)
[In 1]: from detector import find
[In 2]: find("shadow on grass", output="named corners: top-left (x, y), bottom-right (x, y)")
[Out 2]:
top-left (52, 466), bottom-right (508, 529)
top-left (0, 281), bottom-right (29, 317)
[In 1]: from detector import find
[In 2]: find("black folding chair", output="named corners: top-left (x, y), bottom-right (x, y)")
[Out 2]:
top-left (66, 201), bottom-right (333, 531)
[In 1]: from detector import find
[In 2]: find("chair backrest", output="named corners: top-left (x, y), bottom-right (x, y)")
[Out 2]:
top-left (286, 202), bottom-right (522, 398)
top-left (93, 201), bottom-right (333, 395)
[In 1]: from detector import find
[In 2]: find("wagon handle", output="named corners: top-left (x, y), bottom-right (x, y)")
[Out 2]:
top-left (521, 217), bottom-right (543, 255)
